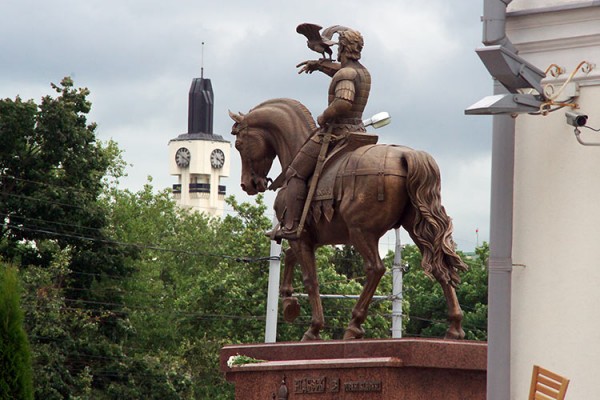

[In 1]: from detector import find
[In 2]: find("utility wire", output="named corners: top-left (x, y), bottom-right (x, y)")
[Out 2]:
top-left (4, 221), bottom-right (279, 263)
top-left (1, 174), bottom-right (251, 216)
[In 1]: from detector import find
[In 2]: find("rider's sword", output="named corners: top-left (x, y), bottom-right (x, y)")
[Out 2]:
top-left (296, 125), bottom-right (333, 237)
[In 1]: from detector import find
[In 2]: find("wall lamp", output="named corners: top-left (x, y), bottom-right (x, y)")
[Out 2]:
top-left (465, 45), bottom-right (546, 115)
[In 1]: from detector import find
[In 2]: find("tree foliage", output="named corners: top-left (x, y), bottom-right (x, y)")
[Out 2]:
top-left (101, 185), bottom-right (405, 398)
top-left (328, 242), bottom-right (488, 341)
top-left (1, 79), bottom-right (161, 399)
top-left (0, 265), bottom-right (34, 400)
top-left (0, 77), bottom-right (134, 289)
top-left (401, 242), bottom-right (488, 340)
top-left (102, 188), bottom-right (275, 398)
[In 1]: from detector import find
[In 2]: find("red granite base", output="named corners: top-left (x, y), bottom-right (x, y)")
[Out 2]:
top-left (220, 338), bottom-right (487, 400)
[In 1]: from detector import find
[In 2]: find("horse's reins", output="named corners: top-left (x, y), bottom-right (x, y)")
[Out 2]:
top-left (240, 122), bottom-right (333, 194)
top-left (266, 125), bottom-right (323, 191)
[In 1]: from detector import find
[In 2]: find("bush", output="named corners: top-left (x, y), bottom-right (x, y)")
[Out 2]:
top-left (0, 265), bottom-right (34, 400)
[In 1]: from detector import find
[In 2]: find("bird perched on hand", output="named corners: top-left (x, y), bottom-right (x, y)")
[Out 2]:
top-left (296, 23), bottom-right (349, 59)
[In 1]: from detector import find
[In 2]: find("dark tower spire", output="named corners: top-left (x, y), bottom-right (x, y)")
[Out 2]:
top-left (188, 42), bottom-right (213, 134)
top-left (201, 41), bottom-right (205, 79)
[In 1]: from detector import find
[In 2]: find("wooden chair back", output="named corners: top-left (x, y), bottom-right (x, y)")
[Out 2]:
top-left (528, 365), bottom-right (570, 400)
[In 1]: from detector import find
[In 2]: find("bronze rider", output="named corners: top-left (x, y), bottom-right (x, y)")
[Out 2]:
top-left (270, 28), bottom-right (371, 241)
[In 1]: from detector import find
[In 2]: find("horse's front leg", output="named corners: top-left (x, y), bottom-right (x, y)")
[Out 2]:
top-left (280, 248), bottom-right (301, 322)
top-left (344, 231), bottom-right (386, 340)
top-left (290, 240), bottom-right (324, 341)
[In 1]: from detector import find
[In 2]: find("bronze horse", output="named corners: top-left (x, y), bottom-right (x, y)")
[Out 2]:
top-left (230, 98), bottom-right (467, 341)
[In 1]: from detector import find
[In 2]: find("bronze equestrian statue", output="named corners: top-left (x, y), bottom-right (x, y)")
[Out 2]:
top-left (230, 24), bottom-right (467, 341)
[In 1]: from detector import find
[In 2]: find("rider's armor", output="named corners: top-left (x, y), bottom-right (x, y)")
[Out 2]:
top-left (327, 65), bottom-right (371, 134)
top-left (292, 63), bottom-right (371, 178)
top-left (273, 61), bottom-right (371, 240)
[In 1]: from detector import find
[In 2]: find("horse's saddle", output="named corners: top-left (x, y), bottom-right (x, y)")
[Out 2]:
top-left (274, 132), bottom-right (411, 226)
top-left (306, 132), bottom-right (379, 224)
top-left (314, 132), bottom-right (378, 200)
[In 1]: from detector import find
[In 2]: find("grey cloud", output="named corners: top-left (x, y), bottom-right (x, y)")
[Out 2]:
top-left (1, 0), bottom-right (492, 250)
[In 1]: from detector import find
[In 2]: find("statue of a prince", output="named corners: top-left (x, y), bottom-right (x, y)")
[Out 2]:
top-left (268, 24), bottom-right (372, 241)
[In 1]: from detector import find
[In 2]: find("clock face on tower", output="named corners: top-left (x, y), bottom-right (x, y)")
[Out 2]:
top-left (175, 147), bottom-right (191, 168)
top-left (210, 148), bottom-right (225, 169)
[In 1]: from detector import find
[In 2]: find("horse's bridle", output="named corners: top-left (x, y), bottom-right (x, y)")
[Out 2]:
top-left (231, 122), bottom-right (248, 136)
top-left (233, 122), bottom-right (277, 191)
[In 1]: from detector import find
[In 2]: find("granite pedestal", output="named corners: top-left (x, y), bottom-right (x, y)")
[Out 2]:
top-left (220, 338), bottom-right (486, 399)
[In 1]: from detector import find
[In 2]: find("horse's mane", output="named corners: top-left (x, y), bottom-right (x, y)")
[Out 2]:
top-left (251, 98), bottom-right (317, 134)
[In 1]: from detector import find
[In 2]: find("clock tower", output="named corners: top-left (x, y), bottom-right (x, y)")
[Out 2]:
top-left (169, 73), bottom-right (230, 216)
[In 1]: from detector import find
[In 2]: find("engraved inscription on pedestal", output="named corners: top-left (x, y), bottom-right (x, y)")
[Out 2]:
top-left (329, 378), bottom-right (340, 393)
top-left (344, 380), bottom-right (382, 393)
top-left (294, 377), bottom-right (326, 394)
top-left (292, 376), bottom-right (382, 395)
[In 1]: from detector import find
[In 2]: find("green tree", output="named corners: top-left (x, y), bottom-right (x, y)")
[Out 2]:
top-left (23, 252), bottom-right (185, 400)
top-left (402, 243), bottom-right (488, 340)
top-left (103, 189), bottom-right (270, 399)
top-left (0, 77), bottom-right (135, 292)
top-left (0, 265), bottom-right (34, 400)
top-left (329, 245), bottom-right (366, 283)
top-left (102, 183), bottom-right (403, 398)
top-left (1, 79), bottom-right (183, 399)
top-left (20, 253), bottom-right (95, 399)
top-left (2, 74), bottom-right (488, 399)
top-left (328, 241), bottom-right (488, 341)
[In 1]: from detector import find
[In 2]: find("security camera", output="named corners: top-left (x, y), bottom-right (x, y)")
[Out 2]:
top-left (565, 110), bottom-right (588, 127)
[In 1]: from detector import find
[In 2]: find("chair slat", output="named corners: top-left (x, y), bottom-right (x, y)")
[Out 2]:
top-left (538, 375), bottom-right (561, 390)
top-left (536, 382), bottom-right (559, 397)
top-left (538, 366), bottom-right (565, 383)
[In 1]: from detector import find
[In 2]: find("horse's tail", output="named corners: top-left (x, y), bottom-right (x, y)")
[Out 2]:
top-left (403, 150), bottom-right (468, 287)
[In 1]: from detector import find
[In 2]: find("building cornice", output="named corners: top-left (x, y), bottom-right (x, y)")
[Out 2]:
top-left (508, 1), bottom-right (600, 17)
top-left (506, 4), bottom-right (600, 85)
top-left (169, 132), bottom-right (230, 143)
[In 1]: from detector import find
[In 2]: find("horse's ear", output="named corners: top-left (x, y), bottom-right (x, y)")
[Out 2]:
top-left (228, 110), bottom-right (243, 124)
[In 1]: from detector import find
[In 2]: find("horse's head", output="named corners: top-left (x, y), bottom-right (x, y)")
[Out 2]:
top-left (229, 110), bottom-right (276, 195)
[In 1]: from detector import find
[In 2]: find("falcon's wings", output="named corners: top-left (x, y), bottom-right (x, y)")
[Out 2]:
top-left (296, 23), bottom-right (323, 41)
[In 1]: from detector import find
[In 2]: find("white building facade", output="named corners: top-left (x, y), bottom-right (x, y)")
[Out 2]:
top-left (506, 2), bottom-right (600, 398)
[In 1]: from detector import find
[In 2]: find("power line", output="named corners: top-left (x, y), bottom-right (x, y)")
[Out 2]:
top-left (2, 174), bottom-right (105, 195)
top-left (1, 212), bottom-right (106, 236)
top-left (2, 173), bottom-right (263, 217)
top-left (23, 295), bottom-right (486, 331)
top-left (1, 191), bottom-right (95, 212)
top-left (4, 221), bottom-right (279, 264)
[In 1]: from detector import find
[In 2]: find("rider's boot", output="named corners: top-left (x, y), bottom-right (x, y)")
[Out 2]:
top-left (266, 176), bottom-right (307, 241)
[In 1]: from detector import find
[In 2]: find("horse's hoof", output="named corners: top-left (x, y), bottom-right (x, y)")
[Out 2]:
top-left (301, 331), bottom-right (321, 341)
top-left (343, 326), bottom-right (365, 340)
top-left (444, 327), bottom-right (466, 340)
top-left (282, 297), bottom-right (300, 322)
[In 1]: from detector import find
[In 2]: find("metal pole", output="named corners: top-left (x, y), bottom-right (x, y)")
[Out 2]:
top-left (487, 80), bottom-right (515, 400)
top-left (479, 1), bottom-right (517, 397)
top-left (391, 229), bottom-right (403, 338)
top-left (264, 217), bottom-right (281, 343)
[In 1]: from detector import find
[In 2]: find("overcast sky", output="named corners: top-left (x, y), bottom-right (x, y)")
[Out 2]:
top-left (1, 0), bottom-right (494, 251)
